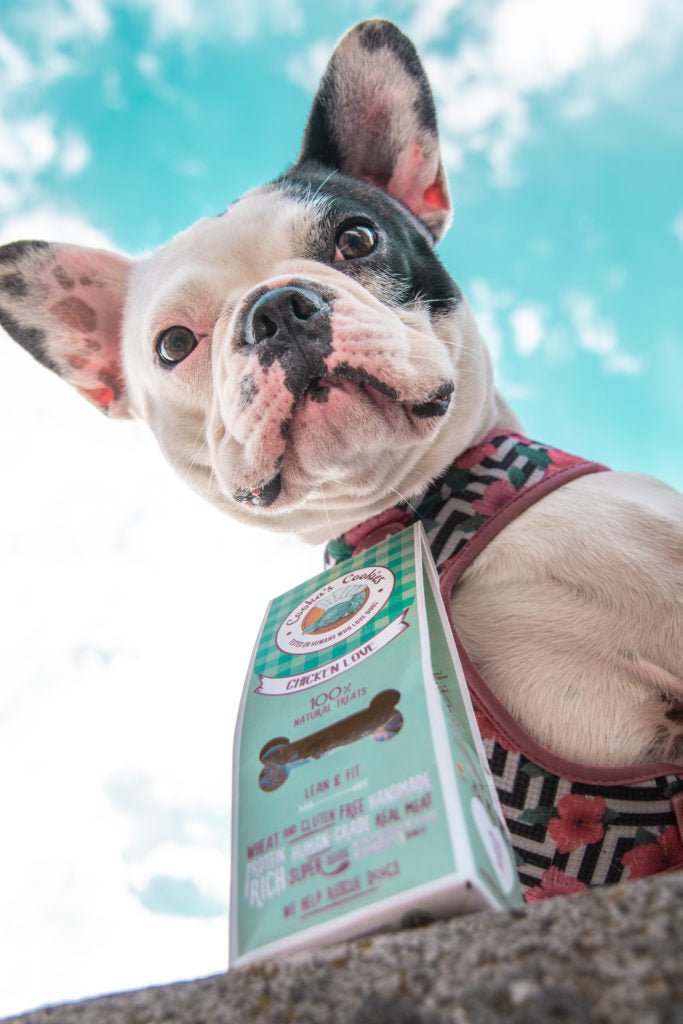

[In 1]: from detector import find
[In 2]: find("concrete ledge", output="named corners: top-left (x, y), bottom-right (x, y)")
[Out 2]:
top-left (6, 873), bottom-right (682, 1024)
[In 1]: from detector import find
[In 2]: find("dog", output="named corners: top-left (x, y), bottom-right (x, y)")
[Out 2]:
top-left (2, 20), bottom-right (682, 890)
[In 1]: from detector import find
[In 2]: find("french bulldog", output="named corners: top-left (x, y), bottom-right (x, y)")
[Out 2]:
top-left (1, 19), bottom-right (682, 781)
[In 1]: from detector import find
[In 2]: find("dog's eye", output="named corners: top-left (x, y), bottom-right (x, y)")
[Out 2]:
top-left (156, 326), bottom-right (198, 366)
top-left (334, 222), bottom-right (377, 261)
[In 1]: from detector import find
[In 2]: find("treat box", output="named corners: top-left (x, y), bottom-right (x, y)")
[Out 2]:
top-left (230, 523), bottom-right (522, 966)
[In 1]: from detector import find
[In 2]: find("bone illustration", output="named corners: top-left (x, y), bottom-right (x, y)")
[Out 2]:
top-left (258, 689), bottom-right (404, 792)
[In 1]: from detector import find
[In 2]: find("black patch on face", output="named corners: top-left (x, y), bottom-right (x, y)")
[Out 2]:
top-left (333, 363), bottom-right (398, 399)
top-left (411, 381), bottom-right (455, 417)
top-left (234, 462), bottom-right (283, 508)
top-left (0, 240), bottom-right (50, 266)
top-left (275, 166), bottom-right (461, 318)
top-left (665, 700), bottom-right (683, 723)
top-left (306, 380), bottom-right (330, 402)
top-left (240, 280), bottom-right (335, 400)
top-left (0, 272), bottom-right (28, 297)
top-left (0, 306), bottom-right (58, 373)
top-left (238, 373), bottom-right (257, 408)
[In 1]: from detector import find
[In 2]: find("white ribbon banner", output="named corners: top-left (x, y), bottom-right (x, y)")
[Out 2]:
top-left (255, 611), bottom-right (408, 696)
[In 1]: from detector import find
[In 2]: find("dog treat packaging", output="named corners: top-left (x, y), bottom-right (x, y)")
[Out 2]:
top-left (230, 523), bottom-right (522, 966)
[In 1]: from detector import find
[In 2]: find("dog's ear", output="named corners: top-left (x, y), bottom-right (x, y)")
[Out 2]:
top-left (0, 240), bottom-right (132, 417)
top-left (297, 19), bottom-right (451, 241)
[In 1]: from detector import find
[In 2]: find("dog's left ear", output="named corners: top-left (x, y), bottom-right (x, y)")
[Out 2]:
top-left (0, 240), bottom-right (132, 417)
top-left (297, 19), bottom-right (451, 241)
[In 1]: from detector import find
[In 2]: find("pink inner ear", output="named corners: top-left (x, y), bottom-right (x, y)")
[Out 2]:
top-left (423, 180), bottom-right (449, 211)
top-left (80, 386), bottom-right (115, 408)
top-left (381, 143), bottom-right (450, 228)
top-left (42, 247), bottom-right (131, 416)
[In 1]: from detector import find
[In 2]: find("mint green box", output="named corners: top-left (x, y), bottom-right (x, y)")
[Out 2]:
top-left (230, 523), bottom-right (522, 966)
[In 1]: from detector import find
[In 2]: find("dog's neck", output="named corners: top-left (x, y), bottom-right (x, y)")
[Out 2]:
top-left (295, 301), bottom-right (522, 545)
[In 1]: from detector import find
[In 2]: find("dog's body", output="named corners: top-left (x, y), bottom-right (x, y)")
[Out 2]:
top-left (2, 20), bottom-right (682, 782)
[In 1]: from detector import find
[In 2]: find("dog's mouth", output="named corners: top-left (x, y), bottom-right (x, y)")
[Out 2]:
top-left (234, 468), bottom-right (284, 508)
top-left (309, 367), bottom-right (454, 417)
top-left (232, 373), bottom-right (454, 509)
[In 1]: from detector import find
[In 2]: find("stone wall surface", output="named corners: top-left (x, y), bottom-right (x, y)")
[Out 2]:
top-left (5, 872), bottom-right (682, 1024)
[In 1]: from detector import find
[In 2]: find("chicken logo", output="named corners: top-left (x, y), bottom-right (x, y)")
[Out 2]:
top-left (276, 566), bottom-right (395, 655)
top-left (301, 585), bottom-right (369, 635)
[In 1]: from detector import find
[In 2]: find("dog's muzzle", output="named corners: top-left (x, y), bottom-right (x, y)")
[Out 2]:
top-left (241, 285), bottom-right (333, 400)
top-left (233, 284), bottom-right (334, 509)
top-left (233, 282), bottom-right (455, 510)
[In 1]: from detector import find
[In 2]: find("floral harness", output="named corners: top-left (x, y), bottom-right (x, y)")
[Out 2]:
top-left (325, 433), bottom-right (683, 899)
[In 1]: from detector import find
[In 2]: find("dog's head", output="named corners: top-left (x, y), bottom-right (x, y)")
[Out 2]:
top-left (0, 21), bottom-right (505, 541)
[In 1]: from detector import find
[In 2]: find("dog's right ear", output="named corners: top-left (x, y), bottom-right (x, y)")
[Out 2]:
top-left (297, 20), bottom-right (451, 241)
top-left (0, 240), bottom-right (132, 417)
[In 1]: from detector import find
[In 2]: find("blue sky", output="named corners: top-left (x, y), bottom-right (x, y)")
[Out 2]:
top-left (0, 0), bottom-right (682, 1016)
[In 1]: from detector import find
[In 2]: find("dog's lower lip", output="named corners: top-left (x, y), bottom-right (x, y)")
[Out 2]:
top-left (305, 378), bottom-right (334, 401)
top-left (304, 373), bottom-right (454, 418)
top-left (234, 376), bottom-right (454, 511)
top-left (234, 471), bottom-right (282, 508)
top-left (410, 381), bottom-right (454, 418)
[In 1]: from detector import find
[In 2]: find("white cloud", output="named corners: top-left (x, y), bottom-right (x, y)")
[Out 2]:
top-left (0, 206), bottom-right (114, 249)
top-left (0, 115), bottom-right (57, 173)
top-left (0, 23), bottom-right (94, 215)
top-left (0, 329), bottom-right (323, 1015)
top-left (510, 304), bottom-right (544, 356)
top-left (286, 38), bottom-right (332, 92)
top-left (407, 0), bottom-right (465, 45)
top-left (565, 291), bottom-right (643, 374)
top-left (468, 279), bottom-right (643, 377)
top-left (59, 130), bottom-right (91, 175)
top-left (123, 0), bottom-right (304, 42)
top-left (606, 266), bottom-right (627, 291)
top-left (0, 178), bottom-right (19, 210)
top-left (69, 0), bottom-right (111, 37)
top-left (0, 113), bottom-right (89, 214)
top-left (485, 0), bottom-right (654, 89)
top-left (604, 350), bottom-right (644, 374)
top-left (0, 29), bottom-right (32, 89)
top-left (136, 50), bottom-right (161, 78)
top-left (406, 0), bottom-right (683, 184)
top-left (102, 66), bottom-right (126, 108)
top-left (468, 278), bottom-right (513, 363)
top-left (129, 0), bottom-right (194, 38)
top-left (176, 157), bottom-right (207, 178)
top-left (561, 93), bottom-right (598, 121)
top-left (672, 212), bottom-right (683, 246)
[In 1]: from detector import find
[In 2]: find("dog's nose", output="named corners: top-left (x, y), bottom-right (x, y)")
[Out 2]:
top-left (243, 286), bottom-right (330, 349)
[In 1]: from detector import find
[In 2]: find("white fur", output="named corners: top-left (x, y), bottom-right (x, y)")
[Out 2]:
top-left (452, 469), bottom-right (683, 764)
